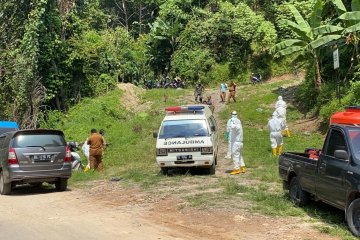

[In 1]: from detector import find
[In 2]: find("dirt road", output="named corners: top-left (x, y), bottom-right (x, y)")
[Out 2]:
top-left (0, 185), bottom-right (186, 240)
top-left (0, 85), bottom-right (341, 240)
top-left (0, 181), bottom-right (339, 240)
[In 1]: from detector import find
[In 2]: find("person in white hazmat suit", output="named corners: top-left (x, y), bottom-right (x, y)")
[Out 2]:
top-left (273, 96), bottom-right (290, 137)
top-left (228, 111), bottom-right (246, 175)
top-left (268, 113), bottom-right (286, 156)
top-left (225, 116), bottom-right (232, 159)
top-left (225, 112), bottom-right (245, 162)
top-left (82, 138), bottom-right (90, 172)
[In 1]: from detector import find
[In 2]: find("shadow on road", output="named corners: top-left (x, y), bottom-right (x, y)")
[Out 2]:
top-left (8, 184), bottom-right (71, 196)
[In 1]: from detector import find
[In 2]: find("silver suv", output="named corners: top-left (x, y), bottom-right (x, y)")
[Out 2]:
top-left (0, 129), bottom-right (72, 195)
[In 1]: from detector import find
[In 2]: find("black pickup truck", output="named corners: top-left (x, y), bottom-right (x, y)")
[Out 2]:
top-left (279, 124), bottom-right (360, 236)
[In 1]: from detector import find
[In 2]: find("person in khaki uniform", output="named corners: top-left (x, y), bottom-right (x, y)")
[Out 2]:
top-left (87, 129), bottom-right (105, 172)
top-left (227, 81), bottom-right (237, 104)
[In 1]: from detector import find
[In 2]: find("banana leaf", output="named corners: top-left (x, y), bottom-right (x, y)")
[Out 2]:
top-left (273, 39), bottom-right (305, 51)
top-left (309, 35), bottom-right (342, 49)
top-left (280, 19), bottom-right (312, 41)
top-left (311, 0), bottom-right (324, 28)
top-left (277, 46), bottom-right (303, 56)
top-left (338, 11), bottom-right (360, 20)
top-left (343, 22), bottom-right (360, 33)
top-left (289, 5), bottom-right (310, 30)
top-left (352, 0), bottom-right (360, 11)
top-left (313, 25), bottom-right (344, 35)
top-left (330, 0), bottom-right (347, 15)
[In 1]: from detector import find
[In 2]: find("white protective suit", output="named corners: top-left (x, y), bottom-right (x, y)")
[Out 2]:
top-left (273, 96), bottom-right (288, 131)
top-left (82, 139), bottom-right (90, 169)
top-left (267, 115), bottom-right (285, 149)
top-left (275, 96), bottom-right (287, 109)
top-left (225, 118), bottom-right (232, 159)
top-left (228, 113), bottom-right (245, 170)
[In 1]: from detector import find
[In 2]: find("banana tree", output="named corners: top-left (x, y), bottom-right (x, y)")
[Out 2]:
top-left (335, 0), bottom-right (360, 64)
top-left (273, 0), bottom-right (342, 88)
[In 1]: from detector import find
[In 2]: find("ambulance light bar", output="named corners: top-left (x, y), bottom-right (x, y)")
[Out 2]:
top-left (165, 106), bottom-right (205, 114)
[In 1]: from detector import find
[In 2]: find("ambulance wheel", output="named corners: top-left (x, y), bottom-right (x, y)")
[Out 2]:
top-left (160, 167), bottom-right (169, 175)
top-left (205, 162), bottom-right (215, 175)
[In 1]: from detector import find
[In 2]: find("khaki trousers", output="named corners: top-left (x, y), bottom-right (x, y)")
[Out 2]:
top-left (90, 154), bottom-right (103, 172)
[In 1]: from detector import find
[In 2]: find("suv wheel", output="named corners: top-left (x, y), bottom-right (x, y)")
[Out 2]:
top-left (55, 178), bottom-right (68, 191)
top-left (0, 171), bottom-right (11, 195)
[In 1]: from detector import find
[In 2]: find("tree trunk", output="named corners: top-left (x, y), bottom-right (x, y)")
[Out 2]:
top-left (139, 2), bottom-right (142, 35)
top-left (314, 53), bottom-right (321, 89)
top-left (122, 0), bottom-right (129, 31)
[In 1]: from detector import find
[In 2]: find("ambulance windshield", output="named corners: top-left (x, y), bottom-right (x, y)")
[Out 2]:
top-left (159, 120), bottom-right (209, 139)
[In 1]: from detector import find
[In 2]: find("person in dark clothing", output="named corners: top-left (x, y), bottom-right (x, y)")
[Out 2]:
top-left (194, 84), bottom-right (204, 103)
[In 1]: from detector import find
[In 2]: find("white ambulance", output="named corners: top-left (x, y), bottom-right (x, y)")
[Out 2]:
top-left (153, 105), bottom-right (218, 175)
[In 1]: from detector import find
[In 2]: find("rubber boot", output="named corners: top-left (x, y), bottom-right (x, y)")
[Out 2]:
top-left (277, 145), bottom-right (283, 155)
top-left (286, 129), bottom-right (291, 137)
top-left (272, 148), bottom-right (277, 157)
top-left (240, 166), bottom-right (246, 173)
top-left (230, 169), bottom-right (241, 175)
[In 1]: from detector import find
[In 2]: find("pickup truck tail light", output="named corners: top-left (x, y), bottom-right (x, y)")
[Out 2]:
top-left (8, 148), bottom-right (19, 165)
top-left (65, 146), bottom-right (71, 162)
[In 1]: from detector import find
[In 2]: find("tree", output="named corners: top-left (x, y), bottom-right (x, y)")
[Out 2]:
top-left (273, 0), bottom-right (342, 88)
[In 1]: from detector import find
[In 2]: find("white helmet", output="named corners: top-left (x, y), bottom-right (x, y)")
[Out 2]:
top-left (278, 96), bottom-right (283, 101)
top-left (231, 111), bottom-right (237, 115)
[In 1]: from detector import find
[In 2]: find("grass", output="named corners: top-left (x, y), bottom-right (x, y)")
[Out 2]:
top-left (47, 80), bottom-right (357, 239)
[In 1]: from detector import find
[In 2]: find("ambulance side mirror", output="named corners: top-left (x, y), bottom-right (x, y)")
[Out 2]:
top-left (153, 132), bottom-right (158, 138)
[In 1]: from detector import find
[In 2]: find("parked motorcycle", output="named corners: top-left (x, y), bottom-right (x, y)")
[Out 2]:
top-left (68, 142), bottom-right (84, 171)
top-left (251, 73), bottom-right (262, 85)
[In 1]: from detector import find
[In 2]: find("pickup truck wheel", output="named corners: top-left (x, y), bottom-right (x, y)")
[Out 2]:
top-left (0, 171), bottom-right (11, 195)
top-left (289, 177), bottom-right (309, 206)
top-left (55, 178), bottom-right (68, 191)
top-left (346, 199), bottom-right (360, 237)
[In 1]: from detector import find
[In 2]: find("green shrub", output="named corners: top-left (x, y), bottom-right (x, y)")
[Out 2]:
top-left (319, 81), bottom-right (360, 125)
top-left (295, 69), bottom-right (318, 112)
top-left (207, 63), bottom-right (231, 87)
top-left (38, 110), bottom-right (65, 129)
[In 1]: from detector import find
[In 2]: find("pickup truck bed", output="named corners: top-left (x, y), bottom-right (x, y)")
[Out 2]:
top-left (279, 151), bottom-right (318, 195)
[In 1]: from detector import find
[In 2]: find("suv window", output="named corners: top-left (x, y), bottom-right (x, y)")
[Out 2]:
top-left (12, 133), bottom-right (66, 148)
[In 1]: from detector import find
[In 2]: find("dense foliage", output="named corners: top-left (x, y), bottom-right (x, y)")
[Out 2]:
top-left (1, 0), bottom-right (360, 127)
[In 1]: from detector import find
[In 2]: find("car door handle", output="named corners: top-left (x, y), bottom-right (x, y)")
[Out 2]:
top-left (347, 171), bottom-right (354, 175)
